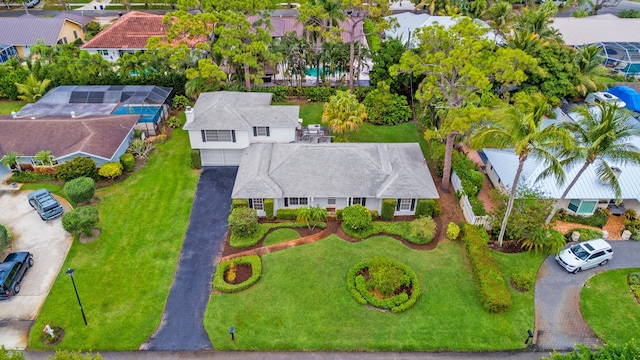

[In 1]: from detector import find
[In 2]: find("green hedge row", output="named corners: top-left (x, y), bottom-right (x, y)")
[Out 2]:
top-left (341, 220), bottom-right (434, 245)
top-left (276, 208), bottom-right (298, 220)
top-left (563, 227), bottom-right (603, 242)
top-left (230, 221), bottom-right (326, 248)
top-left (190, 150), bottom-right (201, 169)
top-left (213, 255), bottom-right (262, 293)
top-left (462, 224), bottom-right (512, 313)
top-left (557, 208), bottom-right (609, 228)
top-left (381, 199), bottom-right (396, 220)
top-left (264, 199), bottom-right (274, 220)
top-left (415, 199), bottom-right (442, 218)
top-left (363, 19), bottom-right (382, 53)
top-left (0, 224), bottom-right (11, 248)
top-left (119, 152), bottom-right (135, 172)
top-left (346, 257), bottom-right (421, 313)
top-left (231, 199), bottom-right (248, 209)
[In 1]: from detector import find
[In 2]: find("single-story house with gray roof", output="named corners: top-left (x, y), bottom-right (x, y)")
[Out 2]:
top-left (0, 114), bottom-right (139, 179)
top-left (183, 91), bottom-right (300, 166)
top-left (232, 143), bottom-right (439, 216)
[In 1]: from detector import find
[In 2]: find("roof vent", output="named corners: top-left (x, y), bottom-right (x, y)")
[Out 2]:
top-left (11, 111), bottom-right (16, 118)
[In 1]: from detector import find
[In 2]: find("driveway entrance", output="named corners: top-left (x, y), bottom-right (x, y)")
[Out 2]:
top-left (143, 167), bottom-right (237, 350)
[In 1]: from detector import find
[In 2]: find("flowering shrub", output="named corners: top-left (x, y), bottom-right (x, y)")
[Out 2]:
top-left (342, 205), bottom-right (372, 232)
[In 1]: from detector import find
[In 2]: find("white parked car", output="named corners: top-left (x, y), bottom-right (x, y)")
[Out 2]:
top-left (555, 239), bottom-right (613, 274)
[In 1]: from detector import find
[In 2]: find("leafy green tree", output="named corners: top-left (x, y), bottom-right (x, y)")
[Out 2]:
top-left (545, 102), bottom-right (640, 224)
top-left (228, 207), bottom-right (258, 237)
top-left (369, 38), bottom-right (416, 99)
top-left (15, 73), bottom-right (51, 102)
top-left (482, 1), bottom-right (517, 40)
top-left (1, 151), bottom-right (22, 172)
top-left (62, 206), bottom-right (99, 237)
top-left (575, 45), bottom-right (609, 96)
top-left (471, 92), bottom-right (570, 246)
top-left (516, 2), bottom-right (560, 42)
top-left (322, 90), bottom-right (366, 136)
top-left (393, 18), bottom-right (538, 192)
top-left (0, 58), bottom-right (29, 100)
top-left (85, 21), bottom-right (102, 40)
top-left (363, 81), bottom-right (412, 125)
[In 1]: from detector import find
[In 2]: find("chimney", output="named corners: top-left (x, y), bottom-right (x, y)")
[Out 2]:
top-left (71, 111), bottom-right (76, 118)
top-left (185, 106), bottom-right (194, 125)
top-left (11, 111), bottom-right (16, 118)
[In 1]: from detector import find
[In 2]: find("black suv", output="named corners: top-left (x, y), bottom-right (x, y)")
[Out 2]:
top-left (0, 252), bottom-right (34, 300)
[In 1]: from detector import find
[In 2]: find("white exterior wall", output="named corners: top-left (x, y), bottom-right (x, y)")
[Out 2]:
top-left (623, 199), bottom-right (640, 213)
top-left (85, 48), bottom-right (121, 62)
top-left (201, 149), bottom-right (244, 166)
top-left (485, 161), bottom-right (508, 192)
top-left (249, 127), bottom-right (295, 143)
top-left (187, 130), bottom-right (250, 150)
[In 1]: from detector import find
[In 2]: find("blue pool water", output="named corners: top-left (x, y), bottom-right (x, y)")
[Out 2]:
top-left (113, 105), bottom-right (162, 123)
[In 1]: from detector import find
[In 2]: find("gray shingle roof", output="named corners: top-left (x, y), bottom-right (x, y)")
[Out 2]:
top-left (232, 143), bottom-right (439, 199)
top-left (0, 18), bottom-right (67, 46)
top-left (183, 91), bottom-right (299, 131)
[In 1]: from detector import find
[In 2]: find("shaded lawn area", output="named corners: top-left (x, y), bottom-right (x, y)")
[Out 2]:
top-left (205, 236), bottom-right (544, 351)
top-left (28, 129), bottom-right (199, 350)
top-left (0, 100), bottom-right (27, 114)
top-left (581, 268), bottom-right (640, 345)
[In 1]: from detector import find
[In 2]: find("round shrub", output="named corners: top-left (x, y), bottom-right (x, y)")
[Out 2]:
top-left (213, 255), bottom-right (262, 292)
top-left (347, 257), bottom-right (421, 313)
top-left (98, 162), bottom-right (123, 180)
top-left (228, 207), bottom-right (259, 237)
top-left (0, 224), bottom-right (11, 248)
top-left (119, 153), bottom-right (135, 172)
top-left (56, 157), bottom-right (98, 181)
top-left (64, 177), bottom-right (95, 204)
top-left (172, 95), bottom-right (190, 110)
top-left (408, 216), bottom-right (437, 244)
top-left (447, 222), bottom-right (460, 240)
top-left (62, 206), bottom-right (99, 237)
top-left (342, 205), bottom-right (372, 232)
top-left (511, 271), bottom-right (535, 292)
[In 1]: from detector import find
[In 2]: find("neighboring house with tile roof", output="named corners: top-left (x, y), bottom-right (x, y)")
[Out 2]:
top-left (81, 11), bottom-right (166, 62)
top-left (0, 114), bottom-right (139, 179)
top-left (246, 15), bottom-right (365, 44)
top-left (184, 91), bottom-right (439, 217)
top-left (232, 143), bottom-right (439, 217)
top-left (0, 13), bottom-right (92, 63)
top-left (183, 91), bottom-right (300, 166)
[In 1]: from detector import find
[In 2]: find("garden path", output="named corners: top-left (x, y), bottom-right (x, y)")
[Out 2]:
top-left (553, 216), bottom-right (624, 240)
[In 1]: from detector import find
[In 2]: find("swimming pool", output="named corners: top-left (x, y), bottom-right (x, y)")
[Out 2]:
top-left (112, 105), bottom-right (162, 123)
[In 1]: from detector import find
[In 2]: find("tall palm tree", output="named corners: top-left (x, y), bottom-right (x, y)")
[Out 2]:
top-left (1, 151), bottom-right (23, 172)
top-left (544, 102), bottom-right (640, 224)
top-left (482, 1), bottom-right (517, 40)
top-left (322, 90), bottom-right (366, 137)
top-left (471, 92), bottom-right (570, 246)
top-left (14, 74), bottom-right (51, 103)
top-left (575, 45), bottom-right (609, 96)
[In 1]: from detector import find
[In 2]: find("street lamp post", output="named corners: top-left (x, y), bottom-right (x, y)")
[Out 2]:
top-left (65, 268), bottom-right (88, 326)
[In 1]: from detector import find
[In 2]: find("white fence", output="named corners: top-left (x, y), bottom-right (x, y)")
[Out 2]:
top-left (451, 171), bottom-right (491, 229)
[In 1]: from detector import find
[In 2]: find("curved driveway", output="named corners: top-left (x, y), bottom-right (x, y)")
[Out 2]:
top-left (534, 240), bottom-right (640, 351)
top-left (143, 167), bottom-right (237, 351)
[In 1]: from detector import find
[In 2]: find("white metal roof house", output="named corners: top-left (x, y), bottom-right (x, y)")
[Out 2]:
top-left (232, 143), bottom-right (439, 217)
top-left (483, 146), bottom-right (640, 216)
top-left (183, 91), bottom-right (300, 166)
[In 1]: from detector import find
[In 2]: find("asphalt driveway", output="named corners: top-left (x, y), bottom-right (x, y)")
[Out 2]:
top-left (0, 190), bottom-right (72, 350)
top-left (143, 167), bottom-right (238, 351)
top-left (534, 240), bottom-right (640, 351)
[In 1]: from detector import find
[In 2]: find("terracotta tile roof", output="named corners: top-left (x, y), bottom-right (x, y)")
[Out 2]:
top-left (0, 114), bottom-right (140, 160)
top-left (81, 11), bottom-right (166, 49)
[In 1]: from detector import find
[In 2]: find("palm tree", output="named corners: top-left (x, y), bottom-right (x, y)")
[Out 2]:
top-left (482, 1), bottom-right (517, 40)
top-left (517, 2), bottom-right (561, 42)
top-left (1, 151), bottom-right (23, 172)
top-left (322, 90), bottom-right (366, 137)
top-left (471, 92), bottom-right (570, 246)
top-left (33, 150), bottom-right (55, 166)
top-left (575, 45), bottom-right (609, 97)
top-left (14, 74), bottom-right (51, 103)
top-left (544, 102), bottom-right (640, 224)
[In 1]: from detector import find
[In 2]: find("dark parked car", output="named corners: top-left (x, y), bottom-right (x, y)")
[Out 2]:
top-left (0, 251), bottom-right (34, 300)
top-left (28, 189), bottom-right (63, 220)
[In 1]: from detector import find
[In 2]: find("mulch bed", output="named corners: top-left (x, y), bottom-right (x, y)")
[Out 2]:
top-left (78, 228), bottom-right (101, 244)
top-left (488, 240), bottom-right (524, 254)
top-left (224, 263), bottom-right (253, 284)
top-left (220, 226), bottom-right (325, 257)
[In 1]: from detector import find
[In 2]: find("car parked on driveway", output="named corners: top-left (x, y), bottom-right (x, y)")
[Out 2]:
top-left (0, 252), bottom-right (34, 300)
top-left (555, 239), bottom-right (613, 274)
top-left (28, 189), bottom-right (63, 220)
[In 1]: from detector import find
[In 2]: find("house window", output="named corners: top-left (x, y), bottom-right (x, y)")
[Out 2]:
top-left (327, 198), bottom-right (336, 205)
top-left (350, 197), bottom-right (366, 206)
top-left (568, 199), bottom-right (597, 214)
top-left (99, 50), bottom-right (109, 56)
top-left (73, 30), bottom-right (78, 39)
top-left (253, 126), bottom-right (270, 137)
top-left (249, 198), bottom-right (264, 211)
top-left (285, 197), bottom-right (308, 206)
top-left (396, 198), bottom-right (416, 212)
top-left (202, 130), bottom-right (235, 142)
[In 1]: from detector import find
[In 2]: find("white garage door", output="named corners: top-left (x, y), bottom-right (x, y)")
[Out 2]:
top-left (201, 149), bottom-right (243, 166)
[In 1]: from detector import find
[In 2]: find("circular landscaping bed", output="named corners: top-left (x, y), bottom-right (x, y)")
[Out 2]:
top-left (213, 255), bottom-right (262, 293)
top-left (347, 256), bottom-right (421, 313)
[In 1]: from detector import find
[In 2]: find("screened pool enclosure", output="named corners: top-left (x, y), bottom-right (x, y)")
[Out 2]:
top-left (592, 42), bottom-right (640, 76)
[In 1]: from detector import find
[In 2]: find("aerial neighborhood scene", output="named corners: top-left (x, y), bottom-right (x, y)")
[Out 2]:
top-left (1, 0), bottom-right (640, 358)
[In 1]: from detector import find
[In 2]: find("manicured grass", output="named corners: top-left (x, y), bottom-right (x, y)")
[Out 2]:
top-left (348, 122), bottom-right (421, 143)
top-left (263, 228), bottom-right (300, 246)
top-left (204, 236), bottom-right (544, 351)
top-left (0, 100), bottom-right (27, 114)
top-left (28, 129), bottom-right (199, 350)
top-left (581, 268), bottom-right (640, 345)
top-left (596, 76), bottom-right (618, 83)
top-left (298, 102), bottom-right (324, 126)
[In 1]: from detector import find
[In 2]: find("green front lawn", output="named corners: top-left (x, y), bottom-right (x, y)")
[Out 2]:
top-left (298, 102), bottom-right (324, 125)
top-left (204, 236), bottom-right (544, 351)
top-left (28, 129), bottom-right (199, 350)
top-left (263, 228), bottom-right (300, 246)
top-left (581, 268), bottom-right (640, 345)
top-left (0, 100), bottom-right (27, 114)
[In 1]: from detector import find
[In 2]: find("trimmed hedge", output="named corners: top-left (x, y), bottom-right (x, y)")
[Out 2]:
top-left (415, 199), bottom-right (442, 218)
top-left (10, 170), bottom-right (55, 183)
top-left (276, 208), bottom-right (298, 220)
top-left (558, 208), bottom-right (609, 228)
top-left (190, 149), bottom-right (202, 169)
top-left (0, 224), bottom-right (10, 248)
top-left (64, 177), bottom-right (95, 204)
top-left (264, 198), bottom-right (274, 220)
top-left (119, 152), bottom-right (135, 172)
top-left (231, 199), bottom-right (248, 209)
top-left (213, 255), bottom-right (262, 293)
top-left (369, 210), bottom-right (379, 219)
top-left (381, 199), bottom-right (396, 220)
top-left (346, 257), bottom-right (421, 313)
top-left (98, 162), bottom-right (123, 180)
top-left (62, 206), bottom-right (99, 237)
top-left (56, 156), bottom-right (98, 181)
top-left (462, 224), bottom-right (512, 313)
top-left (341, 221), bottom-right (433, 245)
